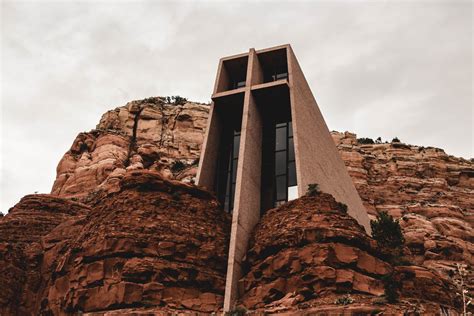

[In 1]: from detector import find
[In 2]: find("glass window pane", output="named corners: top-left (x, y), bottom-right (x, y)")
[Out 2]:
top-left (276, 122), bottom-right (286, 128)
top-left (288, 161), bottom-right (296, 186)
top-left (276, 72), bottom-right (288, 80)
top-left (232, 158), bottom-right (238, 181)
top-left (288, 186), bottom-right (298, 201)
top-left (226, 173), bottom-right (231, 196)
top-left (288, 137), bottom-right (295, 161)
top-left (288, 121), bottom-right (293, 137)
top-left (233, 134), bottom-right (240, 158)
top-left (276, 176), bottom-right (286, 200)
top-left (224, 196), bottom-right (230, 212)
top-left (275, 127), bottom-right (287, 151)
top-left (275, 151), bottom-right (286, 176)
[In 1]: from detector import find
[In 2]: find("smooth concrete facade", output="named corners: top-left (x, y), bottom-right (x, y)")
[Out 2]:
top-left (197, 44), bottom-right (371, 310)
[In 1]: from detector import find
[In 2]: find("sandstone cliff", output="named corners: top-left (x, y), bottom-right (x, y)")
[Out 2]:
top-left (239, 193), bottom-right (458, 314)
top-left (1, 170), bottom-right (230, 314)
top-left (51, 97), bottom-right (473, 287)
top-left (51, 97), bottom-right (208, 199)
top-left (1, 96), bottom-right (472, 314)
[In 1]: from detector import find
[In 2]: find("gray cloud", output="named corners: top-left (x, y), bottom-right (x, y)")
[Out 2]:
top-left (1, 0), bottom-right (472, 213)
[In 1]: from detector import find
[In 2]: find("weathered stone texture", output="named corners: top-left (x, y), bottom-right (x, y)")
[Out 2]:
top-left (332, 131), bottom-right (473, 293)
top-left (0, 195), bottom-right (90, 315)
top-left (1, 97), bottom-right (472, 314)
top-left (52, 97), bottom-right (209, 199)
top-left (1, 170), bottom-right (230, 315)
top-left (238, 194), bottom-right (459, 314)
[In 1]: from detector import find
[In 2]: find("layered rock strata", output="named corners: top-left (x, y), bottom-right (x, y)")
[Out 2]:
top-left (1, 96), bottom-right (472, 314)
top-left (52, 97), bottom-right (208, 199)
top-left (332, 132), bottom-right (473, 292)
top-left (0, 195), bottom-right (90, 315)
top-left (239, 193), bottom-right (459, 314)
top-left (1, 170), bottom-right (230, 314)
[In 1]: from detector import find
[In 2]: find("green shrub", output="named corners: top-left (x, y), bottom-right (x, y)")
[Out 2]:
top-left (370, 211), bottom-right (405, 250)
top-left (337, 202), bottom-right (348, 213)
top-left (375, 137), bottom-right (382, 144)
top-left (391, 137), bottom-right (401, 143)
top-left (357, 137), bottom-right (375, 144)
top-left (382, 273), bottom-right (400, 303)
top-left (165, 95), bottom-right (188, 105)
top-left (334, 294), bottom-right (355, 305)
top-left (171, 160), bottom-right (186, 173)
top-left (306, 183), bottom-right (320, 196)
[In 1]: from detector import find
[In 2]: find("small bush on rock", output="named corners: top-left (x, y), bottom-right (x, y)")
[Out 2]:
top-left (337, 202), bottom-right (348, 213)
top-left (450, 263), bottom-right (472, 315)
top-left (171, 160), bottom-right (186, 173)
top-left (334, 294), bottom-right (355, 305)
top-left (166, 95), bottom-right (188, 105)
top-left (392, 137), bottom-right (401, 143)
top-left (307, 183), bottom-right (320, 196)
top-left (382, 273), bottom-right (400, 303)
top-left (370, 211), bottom-right (405, 250)
top-left (357, 137), bottom-right (375, 144)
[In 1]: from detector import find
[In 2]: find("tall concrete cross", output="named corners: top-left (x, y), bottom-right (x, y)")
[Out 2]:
top-left (196, 44), bottom-right (371, 310)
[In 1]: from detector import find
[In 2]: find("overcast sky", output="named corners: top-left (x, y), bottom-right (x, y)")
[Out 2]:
top-left (1, 0), bottom-right (472, 213)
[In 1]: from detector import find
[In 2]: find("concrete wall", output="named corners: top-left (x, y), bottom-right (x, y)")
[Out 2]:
top-left (223, 49), bottom-right (263, 310)
top-left (195, 104), bottom-right (221, 191)
top-left (287, 46), bottom-right (371, 233)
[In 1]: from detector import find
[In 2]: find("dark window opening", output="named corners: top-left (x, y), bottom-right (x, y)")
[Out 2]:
top-left (273, 121), bottom-right (297, 207)
top-left (231, 80), bottom-right (246, 90)
top-left (257, 48), bottom-right (289, 84)
top-left (221, 56), bottom-right (248, 92)
top-left (264, 71), bottom-right (288, 83)
top-left (217, 130), bottom-right (241, 213)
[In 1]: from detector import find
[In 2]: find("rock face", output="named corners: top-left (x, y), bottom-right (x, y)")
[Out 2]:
top-left (332, 132), bottom-right (473, 294)
top-left (0, 195), bottom-right (90, 315)
top-left (52, 97), bottom-right (209, 199)
top-left (1, 170), bottom-right (230, 315)
top-left (238, 193), bottom-right (458, 314)
top-left (1, 97), bottom-right (473, 314)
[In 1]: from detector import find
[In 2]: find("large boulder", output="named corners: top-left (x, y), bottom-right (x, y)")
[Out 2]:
top-left (239, 193), bottom-right (459, 314)
top-left (1, 170), bottom-right (230, 315)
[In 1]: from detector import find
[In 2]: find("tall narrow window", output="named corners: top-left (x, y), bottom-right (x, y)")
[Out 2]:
top-left (273, 121), bottom-right (297, 206)
top-left (222, 131), bottom-right (240, 213)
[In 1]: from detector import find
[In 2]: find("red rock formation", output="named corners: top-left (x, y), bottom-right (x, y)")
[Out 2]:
top-left (238, 193), bottom-right (459, 314)
top-left (1, 97), bottom-right (472, 314)
top-left (52, 97), bottom-right (208, 199)
top-left (1, 170), bottom-right (230, 315)
top-left (0, 195), bottom-right (90, 315)
top-left (332, 132), bottom-right (473, 295)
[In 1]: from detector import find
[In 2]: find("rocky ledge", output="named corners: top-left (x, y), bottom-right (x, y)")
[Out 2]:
top-left (239, 193), bottom-right (460, 314)
top-left (0, 170), bottom-right (230, 315)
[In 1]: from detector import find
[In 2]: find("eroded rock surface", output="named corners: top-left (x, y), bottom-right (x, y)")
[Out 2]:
top-left (238, 193), bottom-right (459, 313)
top-left (332, 132), bottom-right (473, 295)
top-left (0, 195), bottom-right (90, 315)
top-left (52, 97), bottom-right (208, 199)
top-left (1, 97), bottom-right (472, 314)
top-left (1, 170), bottom-right (230, 315)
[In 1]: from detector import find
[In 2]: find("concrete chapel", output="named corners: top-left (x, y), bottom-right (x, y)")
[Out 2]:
top-left (196, 44), bottom-right (371, 310)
